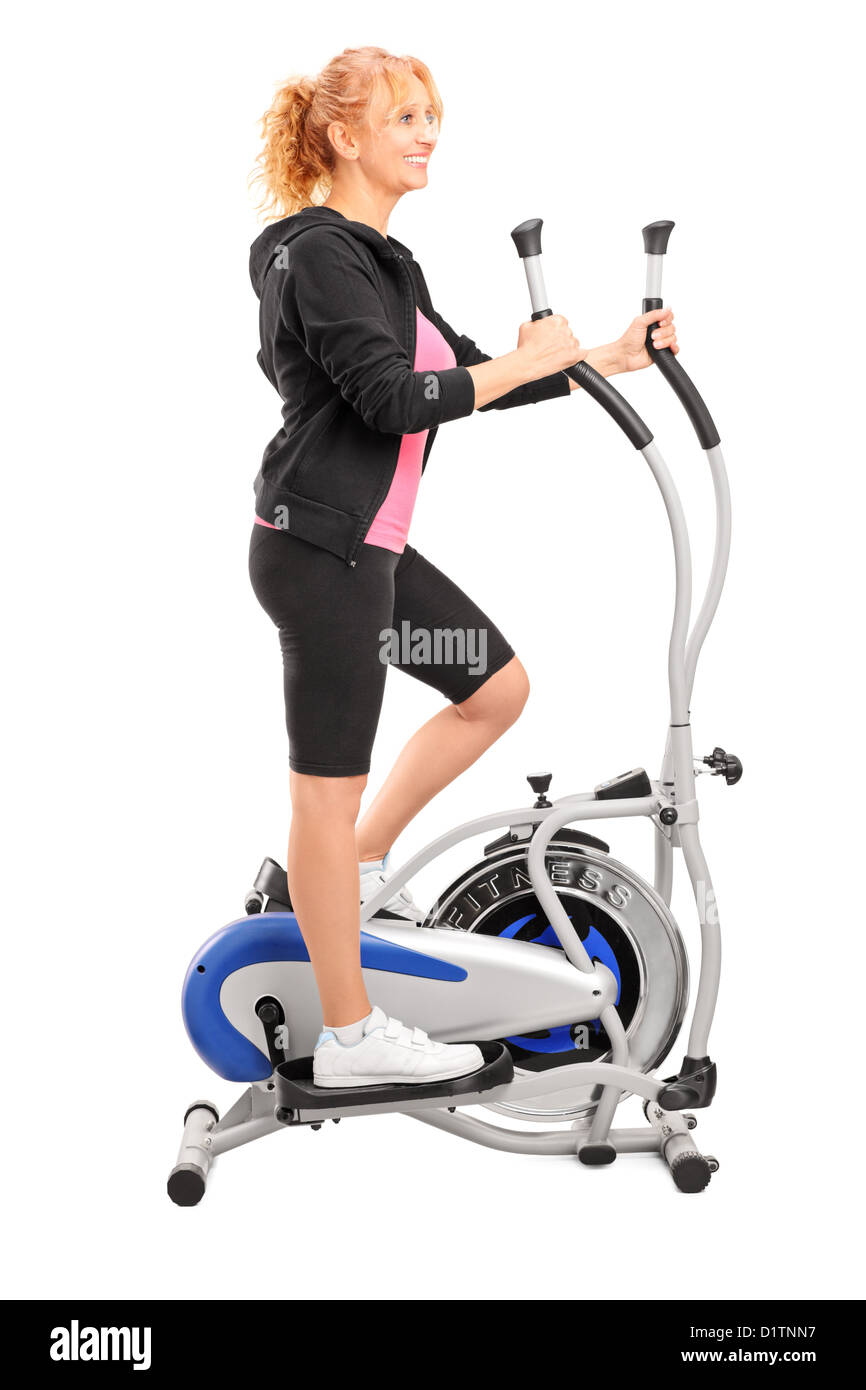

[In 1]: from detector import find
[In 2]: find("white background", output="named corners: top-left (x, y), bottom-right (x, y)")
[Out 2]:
top-left (2, 0), bottom-right (863, 1301)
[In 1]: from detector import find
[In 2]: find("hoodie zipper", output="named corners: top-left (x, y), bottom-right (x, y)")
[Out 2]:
top-left (345, 251), bottom-right (415, 567)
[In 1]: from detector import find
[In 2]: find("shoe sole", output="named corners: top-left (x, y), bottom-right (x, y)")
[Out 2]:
top-left (362, 908), bottom-right (425, 923)
top-left (312, 1056), bottom-right (487, 1088)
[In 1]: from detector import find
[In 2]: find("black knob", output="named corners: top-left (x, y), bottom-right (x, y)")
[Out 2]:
top-left (724, 753), bottom-right (743, 785)
top-left (703, 746), bottom-right (743, 785)
top-left (256, 1001), bottom-right (279, 1024)
top-left (659, 807), bottom-right (678, 826)
top-left (527, 773), bottom-right (552, 794)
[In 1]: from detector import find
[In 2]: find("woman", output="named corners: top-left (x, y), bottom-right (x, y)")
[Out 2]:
top-left (247, 46), bottom-right (678, 1088)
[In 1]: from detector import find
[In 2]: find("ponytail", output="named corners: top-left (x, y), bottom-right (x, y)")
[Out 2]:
top-left (248, 74), bottom-right (329, 221)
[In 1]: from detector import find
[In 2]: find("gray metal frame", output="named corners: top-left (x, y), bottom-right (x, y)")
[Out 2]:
top-left (171, 239), bottom-right (731, 1198)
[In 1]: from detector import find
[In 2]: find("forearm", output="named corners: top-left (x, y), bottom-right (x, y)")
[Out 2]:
top-left (465, 350), bottom-right (540, 409)
top-left (464, 342), bottom-right (624, 408)
top-left (566, 342), bottom-right (623, 391)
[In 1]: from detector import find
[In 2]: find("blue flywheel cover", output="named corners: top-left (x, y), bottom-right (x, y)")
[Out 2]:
top-left (182, 914), bottom-right (468, 1082)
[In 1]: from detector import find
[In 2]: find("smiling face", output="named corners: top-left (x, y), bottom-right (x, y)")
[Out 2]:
top-left (377, 71), bottom-right (439, 191)
top-left (328, 70), bottom-right (440, 198)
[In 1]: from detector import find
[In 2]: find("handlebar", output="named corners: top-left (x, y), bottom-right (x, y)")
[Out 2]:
top-left (511, 217), bottom-right (721, 451)
top-left (510, 219), bottom-right (653, 450)
top-left (510, 215), bottom-right (732, 735)
top-left (639, 220), bottom-right (721, 450)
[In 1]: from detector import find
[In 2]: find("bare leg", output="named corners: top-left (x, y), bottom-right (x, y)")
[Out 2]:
top-left (355, 655), bottom-right (530, 862)
top-left (287, 771), bottom-right (371, 1026)
top-left (287, 658), bottom-right (528, 1027)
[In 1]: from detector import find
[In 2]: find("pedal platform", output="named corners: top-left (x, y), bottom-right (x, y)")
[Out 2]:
top-left (274, 1041), bottom-right (513, 1121)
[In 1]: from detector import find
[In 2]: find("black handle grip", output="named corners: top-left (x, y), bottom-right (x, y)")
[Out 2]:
top-left (643, 299), bottom-right (720, 449)
top-left (511, 218), bottom-right (544, 259)
top-left (566, 363), bottom-right (653, 450)
top-left (642, 220), bottom-right (675, 255)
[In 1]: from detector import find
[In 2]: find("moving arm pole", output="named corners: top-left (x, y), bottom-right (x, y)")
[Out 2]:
top-left (510, 218), bottom-right (693, 728)
top-left (641, 222), bottom-right (733, 777)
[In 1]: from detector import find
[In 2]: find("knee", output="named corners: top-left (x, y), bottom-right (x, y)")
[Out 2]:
top-left (289, 771), bottom-right (368, 823)
top-left (455, 656), bottom-right (530, 730)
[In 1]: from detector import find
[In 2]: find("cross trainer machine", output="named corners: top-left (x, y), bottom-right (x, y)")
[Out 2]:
top-left (168, 218), bottom-right (740, 1204)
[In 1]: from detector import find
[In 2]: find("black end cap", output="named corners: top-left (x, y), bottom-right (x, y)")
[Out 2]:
top-left (671, 1152), bottom-right (712, 1193)
top-left (578, 1141), bottom-right (617, 1166)
top-left (642, 220), bottom-right (675, 255)
top-left (167, 1164), bottom-right (206, 1207)
top-left (511, 218), bottom-right (543, 259)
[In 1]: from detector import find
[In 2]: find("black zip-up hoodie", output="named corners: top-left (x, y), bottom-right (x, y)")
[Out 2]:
top-left (249, 205), bottom-right (571, 567)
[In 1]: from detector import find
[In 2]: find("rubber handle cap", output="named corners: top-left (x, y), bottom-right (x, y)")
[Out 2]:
top-left (511, 218), bottom-right (543, 259)
top-left (642, 220), bottom-right (675, 255)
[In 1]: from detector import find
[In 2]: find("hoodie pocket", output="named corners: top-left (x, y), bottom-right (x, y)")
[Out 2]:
top-left (291, 397), bottom-right (344, 490)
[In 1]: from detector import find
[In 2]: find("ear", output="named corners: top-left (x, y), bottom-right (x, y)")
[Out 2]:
top-left (326, 120), bottom-right (360, 161)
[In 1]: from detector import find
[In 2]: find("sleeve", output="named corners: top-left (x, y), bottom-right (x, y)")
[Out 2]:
top-left (278, 232), bottom-right (478, 435)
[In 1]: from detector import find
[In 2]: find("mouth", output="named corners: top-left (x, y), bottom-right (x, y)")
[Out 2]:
top-left (403, 154), bottom-right (429, 167)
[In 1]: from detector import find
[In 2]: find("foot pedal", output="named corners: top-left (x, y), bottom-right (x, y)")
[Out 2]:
top-left (274, 1041), bottom-right (513, 1116)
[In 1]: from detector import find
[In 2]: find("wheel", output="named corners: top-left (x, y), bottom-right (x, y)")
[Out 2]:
top-left (423, 832), bottom-right (688, 1123)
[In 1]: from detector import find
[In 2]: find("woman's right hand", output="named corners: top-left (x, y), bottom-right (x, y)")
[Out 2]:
top-left (516, 315), bottom-right (585, 381)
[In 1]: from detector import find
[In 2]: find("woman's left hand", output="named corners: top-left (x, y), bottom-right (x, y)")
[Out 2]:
top-left (617, 307), bottom-right (678, 372)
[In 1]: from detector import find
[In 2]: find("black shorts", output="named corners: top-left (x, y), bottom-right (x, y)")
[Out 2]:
top-left (248, 525), bottom-right (516, 776)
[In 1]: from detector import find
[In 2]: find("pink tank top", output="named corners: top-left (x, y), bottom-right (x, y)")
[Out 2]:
top-left (255, 306), bottom-right (457, 554)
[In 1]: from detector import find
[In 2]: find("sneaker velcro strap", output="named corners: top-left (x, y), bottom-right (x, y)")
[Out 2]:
top-left (411, 1027), bottom-right (428, 1048)
top-left (384, 1017), bottom-right (404, 1041)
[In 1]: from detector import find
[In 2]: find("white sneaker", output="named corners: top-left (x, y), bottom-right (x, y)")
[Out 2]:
top-left (312, 1005), bottom-right (485, 1088)
top-left (359, 851), bottom-right (426, 923)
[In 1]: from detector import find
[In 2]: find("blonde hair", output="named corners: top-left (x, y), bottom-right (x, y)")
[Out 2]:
top-left (249, 46), bottom-right (443, 223)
